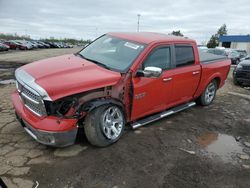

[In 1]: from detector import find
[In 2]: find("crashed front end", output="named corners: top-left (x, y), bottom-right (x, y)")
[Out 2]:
top-left (12, 68), bottom-right (131, 147)
top-left (12, 69), bottom-right (78, 147)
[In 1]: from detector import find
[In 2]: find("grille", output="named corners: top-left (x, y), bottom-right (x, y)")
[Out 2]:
top-left (236, 71), bottom-right (250, 79)
top-left (243, 65), bottom-right (250, 70)
top-left (16, 81), bottom-right (47, 117)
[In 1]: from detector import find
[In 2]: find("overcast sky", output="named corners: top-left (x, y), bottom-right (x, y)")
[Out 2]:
top-left (0, 0), bottom-right (250, 43)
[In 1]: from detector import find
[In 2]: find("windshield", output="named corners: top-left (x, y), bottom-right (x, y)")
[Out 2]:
top-left (230, 51), bottom-right (240, 57)
top-left (78, 35), bottom-right (145, 72)
top-left (245, 55), bottom-right (250, 60)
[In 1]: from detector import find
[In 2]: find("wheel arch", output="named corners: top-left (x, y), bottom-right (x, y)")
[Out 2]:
top-left (80, 98), bottom-right (127, 122)
top-left (194, 73), bottom-right (222, 99)
top-left (213, 77), bottom-right (221, 88)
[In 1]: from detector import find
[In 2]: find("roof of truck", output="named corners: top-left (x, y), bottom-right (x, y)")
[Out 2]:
top-left (108, 32), bottom-right (195, 44)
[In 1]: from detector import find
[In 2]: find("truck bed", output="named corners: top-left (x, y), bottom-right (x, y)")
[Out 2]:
top-left (194, 52), bottom-right (231, 99)
top-left (199, 51), bottom-right (228, 64)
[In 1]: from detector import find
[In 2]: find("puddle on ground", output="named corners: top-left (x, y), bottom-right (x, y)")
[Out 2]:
top-left (198, 132), bottom-right (245, 163)
top-left (0, 79), bottom-right (16, 85)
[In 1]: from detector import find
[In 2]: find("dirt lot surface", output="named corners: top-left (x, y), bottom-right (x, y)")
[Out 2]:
top-left (0, 47), bottom-right (82, 65)
top-left (0, 47), bottom-right (82, 81)
top-left (0, 49), bottom-right (250, 187)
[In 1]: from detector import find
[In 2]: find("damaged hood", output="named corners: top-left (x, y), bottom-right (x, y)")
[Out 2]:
top-left (21, 54), bottom-right (121, 101)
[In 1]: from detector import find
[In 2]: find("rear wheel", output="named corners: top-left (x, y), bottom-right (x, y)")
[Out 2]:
top-left (84, 105), bottom-right (125, 147)
top-left (197, 80), bottom-right (217, 106)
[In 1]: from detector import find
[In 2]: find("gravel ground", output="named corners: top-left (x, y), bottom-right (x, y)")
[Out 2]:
top-left (0, 50), bottom-right (250, 188)
top-left (0, 47), bottom-right (82, 81)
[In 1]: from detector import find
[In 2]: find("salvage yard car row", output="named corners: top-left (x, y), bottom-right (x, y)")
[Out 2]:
top-left (198, 47), bottom-right (250, 86)
top-left (199, 46), bottom-right (249, 65)
top-left (0, 40), bottom-right (74, 51)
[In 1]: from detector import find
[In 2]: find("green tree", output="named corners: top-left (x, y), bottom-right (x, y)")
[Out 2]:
top-left (217, 24), bottom-right (227, 36)
top-left (207, 35), bottom-right (218, 48)
top-left (207, 24), bottom-right (227, 48)
top-left (170, 30), bottom-right (184, 37)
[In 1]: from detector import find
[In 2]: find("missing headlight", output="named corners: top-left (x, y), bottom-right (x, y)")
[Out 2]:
top-left (57, 100), bottom-right (74, 115)
top-left (44, 98), bottom-right (77, 117)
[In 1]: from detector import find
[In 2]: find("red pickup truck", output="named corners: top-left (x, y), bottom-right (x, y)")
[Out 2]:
top-left (12, 32), bottom-right (231, 147)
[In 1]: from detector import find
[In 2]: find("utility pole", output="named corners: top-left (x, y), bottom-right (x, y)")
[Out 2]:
top-left (137, 14), bottom-right (141, 32)
top-left (95, 27), bottom-right (98, 38)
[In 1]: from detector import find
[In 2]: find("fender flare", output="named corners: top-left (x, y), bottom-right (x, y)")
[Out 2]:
top-left (206, 73), bottom-right (222, 88)
top-left (194, 73), bottom-right (222, 98)
top-left (80, 98), bottom-right (126, 119)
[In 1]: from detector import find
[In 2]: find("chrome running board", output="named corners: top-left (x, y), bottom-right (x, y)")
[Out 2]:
top-left (131, 102), bottom-right (196, 129)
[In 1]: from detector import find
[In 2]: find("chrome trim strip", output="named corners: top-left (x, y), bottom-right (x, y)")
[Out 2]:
top-left (132, 123), bottom-right (141, 129)
top-left (188, 102), bottom-right (196, 107)
top-left (16, 81), bottom-right (21, 92)
top-left (160, 111), bottom-right (174, 118)
top-left (15, 68), bottom-right (52, 101)
top-left (132, 102), bottom-right (196, 129)
top-left (24, 127), bottom-right (38, 140)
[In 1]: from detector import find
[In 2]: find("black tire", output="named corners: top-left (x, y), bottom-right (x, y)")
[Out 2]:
top-left (197, 80), bottom-right (217, 106)
top-left (233, 77), bottom-right (240, 86)
top-left (84, 104), bottom-right (125, 147)
top-left (236, 59), bottom-right (240, 65)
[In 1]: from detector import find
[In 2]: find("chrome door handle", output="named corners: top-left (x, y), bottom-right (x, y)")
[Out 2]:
top-left (192, 71), bottom-right (200, 75)
top-left (163, 78), bottom-right (172, 82)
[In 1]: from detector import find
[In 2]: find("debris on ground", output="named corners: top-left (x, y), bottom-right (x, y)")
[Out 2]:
top-left (159, 127), bottom-right (166, 131)
top-left (179, 148), bottom-right (196, 155)
top-left (238, 154), bottom-right (250, 160)
top-left (244, 142), bottom-right (250, 148)
top-left (235, 136), bottom-right (241, 142)
top-left (242, 165), bottom-right (250, 169)
top-left (134, 130), bottom-right (142, 134)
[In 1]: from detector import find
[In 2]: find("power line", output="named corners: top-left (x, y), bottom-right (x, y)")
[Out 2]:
top-left (137, 14), bottom-right (141, 32)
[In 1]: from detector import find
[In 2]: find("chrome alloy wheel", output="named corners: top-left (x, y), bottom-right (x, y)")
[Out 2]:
top-left (205, 82), bottom-right (216, 104)
top-left (102, 106), bottom-right (124, 140)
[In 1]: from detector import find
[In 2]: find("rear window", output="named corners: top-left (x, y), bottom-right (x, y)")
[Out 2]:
top-left (214, 49), bottom-right (225, 55)
top-left (175, 46), bottom-right (195, 67)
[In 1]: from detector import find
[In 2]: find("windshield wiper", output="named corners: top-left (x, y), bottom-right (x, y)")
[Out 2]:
top-left (77, 53), bottom-right (111, 70)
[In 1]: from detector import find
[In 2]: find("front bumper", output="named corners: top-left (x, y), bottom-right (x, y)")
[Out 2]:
top-left (12, 91), bottom-right (78, 147)
top-left (233, 69), bottom-right (250, 84)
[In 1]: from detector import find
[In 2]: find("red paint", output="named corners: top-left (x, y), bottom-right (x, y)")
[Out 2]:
top-left (4, 41), bottom-right (19, 49)
top-left (130, 39), bottom-right (230, 120)
top-left (23, 54), bottom-right (121, 101)
top-left (12, 91), bottom-right (77, 132)
top-left (12, 32), bottom-right (231, 134)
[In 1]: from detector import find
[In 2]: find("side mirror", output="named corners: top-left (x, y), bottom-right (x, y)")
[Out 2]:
top-left (137, 66), bottom-right (162, 78)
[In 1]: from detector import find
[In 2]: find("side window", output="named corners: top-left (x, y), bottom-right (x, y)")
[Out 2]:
top-left (175, 46), bottom-right (195, 67)
top-left (143, 47), bottom-right (171, 70)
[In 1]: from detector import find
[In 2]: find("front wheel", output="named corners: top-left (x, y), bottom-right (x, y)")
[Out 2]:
top-left (84, 105), bottom-right (125, 147)
top-left (236, 59), bottom-right (240, 65)
top-left (197, 80), bottom-right (217, 106)
top-left (233, 77), bottom-right (241, 86)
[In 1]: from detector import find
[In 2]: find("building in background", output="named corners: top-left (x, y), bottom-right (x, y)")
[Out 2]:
top-left (219, 35), bottom-right (250, 52)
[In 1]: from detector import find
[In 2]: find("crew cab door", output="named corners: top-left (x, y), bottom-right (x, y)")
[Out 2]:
top-left (168, 44), bottom-right (201, 105)
top-left (131, 45), bottom-right (174, 121)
